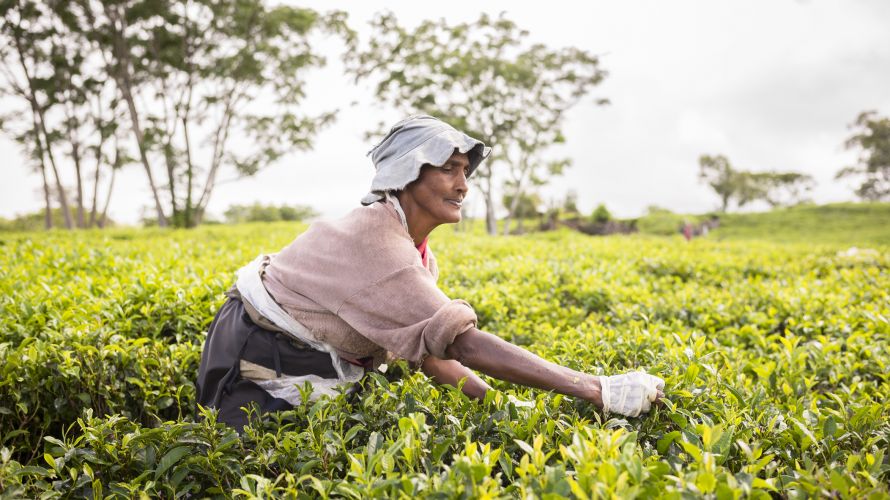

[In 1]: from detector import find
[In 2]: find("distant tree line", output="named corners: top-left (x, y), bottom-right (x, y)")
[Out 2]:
top-left (0, 201), bottom-right (318, 231)
top-left (698, 110), bottom-right (890, 211)
top-left (697, 155), bottom-right (815, 212)
top-left (0, 207), bottom-right (115, 232)
top-left (223, 203), bottom-right (317, 224)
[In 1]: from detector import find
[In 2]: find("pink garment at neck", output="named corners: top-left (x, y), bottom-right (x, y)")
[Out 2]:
top-left (416, 236), bottom-right (429, 267)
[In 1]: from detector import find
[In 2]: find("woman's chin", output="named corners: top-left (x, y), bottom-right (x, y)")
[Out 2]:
top-left (439, 212), bottom-right (461, 225)
top-left (438, 205), bottom-right (462, 224)
top-left (448, 208), bottom-right (463, 223)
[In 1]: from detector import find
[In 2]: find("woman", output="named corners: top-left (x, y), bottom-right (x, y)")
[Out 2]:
top-left (196, 115), bottom-right (665, 430)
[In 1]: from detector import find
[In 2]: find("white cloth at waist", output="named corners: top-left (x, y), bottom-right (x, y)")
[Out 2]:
top-left (234, 255), bottom-right (364, 404)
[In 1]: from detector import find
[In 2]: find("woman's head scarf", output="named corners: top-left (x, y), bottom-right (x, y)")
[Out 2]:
top-left (361, 115), bottom-right (491, 205)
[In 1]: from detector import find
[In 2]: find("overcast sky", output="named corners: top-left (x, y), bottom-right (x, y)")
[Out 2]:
top-left (2, 0), bottom-right (889, 224)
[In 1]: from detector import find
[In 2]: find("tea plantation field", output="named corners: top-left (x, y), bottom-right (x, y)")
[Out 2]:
top-left (1, 223), bottom-right (888, 498)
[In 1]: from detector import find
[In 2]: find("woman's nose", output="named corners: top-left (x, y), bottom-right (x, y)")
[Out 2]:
top-left (455, 170), bottom-right (469, 193)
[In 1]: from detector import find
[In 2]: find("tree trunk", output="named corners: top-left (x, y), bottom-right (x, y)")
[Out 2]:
top-left (183, 115), bottom-right (195, 228)
top-left (105, 3), bottom-right (168, 227)
top-left (501, 215), bottom-right (512, 236)
top-left (118, 63), bottom-right (168, 227)
top-left (39, 162), bottom-right (52, 230)
top-left (88, 96), bottom-right (108, 227)
top-left (163, 144), bottom-right (179, 226)
top-left (99, 167), bottom-right (116, 229)
top-left (502, 186), bottom-right (523, 236)
top-left (477, 170), bottom-right (497, 235)
top-left (28, 110), bottom-right (53, 229)
top-left (484, 191), bottom-right (497, 235)
top-left (70, 135), bottom-right (86, 228)
top-left (503, 154), bottom-right (530, 236)
top-left (195, 93), bottom-right (236, 225)
top-left (14, 35), bottom-right (73, 229)
top-left (37, 113), bottom-right (73, 229)
top-left (88, 158), bottom-right (102, 227)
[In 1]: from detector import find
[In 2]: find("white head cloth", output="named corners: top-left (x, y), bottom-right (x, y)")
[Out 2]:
top-left (361, 115), bottom-right (491, 205)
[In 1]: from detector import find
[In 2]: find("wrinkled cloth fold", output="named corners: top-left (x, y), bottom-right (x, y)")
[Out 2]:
top-left (262, 199), bottom-right (476, 365)
top-left (235, 255), bottom-right (364, 384)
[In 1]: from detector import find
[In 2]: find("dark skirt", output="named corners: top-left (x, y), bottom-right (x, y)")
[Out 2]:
top-left (195, 295), bottom-right (339, 430)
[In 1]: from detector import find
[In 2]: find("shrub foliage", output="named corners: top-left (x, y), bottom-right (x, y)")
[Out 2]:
top-left (1, 223), bottom-right (888, 497)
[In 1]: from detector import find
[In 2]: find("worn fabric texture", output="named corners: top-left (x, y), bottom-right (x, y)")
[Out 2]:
top-left (235, 254), bottom-right (365, 383)
top-left (361, 115), bottom-right (491, 205)
top-left (262, 199), bottom-right (477, 365)
top-left (195, 297), bottom-right (337, 430)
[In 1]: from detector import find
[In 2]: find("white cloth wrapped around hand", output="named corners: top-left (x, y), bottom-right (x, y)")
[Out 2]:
top-left (598, 371), bottom-right (665, 417)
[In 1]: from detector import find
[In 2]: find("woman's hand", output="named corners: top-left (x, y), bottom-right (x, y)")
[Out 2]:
top-left (597, 372), bottom-right (665, 417)
top-left (420, 355), bottom-right (491, 400)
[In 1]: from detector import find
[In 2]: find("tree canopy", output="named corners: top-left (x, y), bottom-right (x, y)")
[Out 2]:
top-left (1, 0), bottom-right (351, 228)
top-left (699, 154), bottom-right (814, 212)
top-left (837, 111), bottom-right (890, 201)
top-left (345, 12), bottom-right (607, 234)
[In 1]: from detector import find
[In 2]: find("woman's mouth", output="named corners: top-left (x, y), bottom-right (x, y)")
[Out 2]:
top-left (445, 199), bottom-right (462, 208)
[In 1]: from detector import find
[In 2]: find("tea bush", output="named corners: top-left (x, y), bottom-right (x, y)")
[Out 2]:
top-left (1, 223), bottom-right (888, 498)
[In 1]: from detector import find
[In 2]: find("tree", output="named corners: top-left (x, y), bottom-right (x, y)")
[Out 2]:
top-left (77, 0), bottom-right (351, 227)
top-left (500, 191), bottom-right (542, 233)
top-left (0, 0), bottom-right (74, 229)
top-left (837, 111), bottom-right (890, 201)
top-left (698, 154), bottom-right (736, 212)
top-left (345, 12), bottom-right (607, 235)
top-left (48, 1), bottom-right (129, 229)
top-left (699, 154), bottom-right (814, 211)
top-left (733, 171), bottom-right (770, 210)
top-left (3, 0), bottom-right (351, 230)
top-left (590, 203), bottom-right (611, 224)
top-left (761, 172), bottom-right (815, 207)
top-left (1, 0), bottom-right (145, 230)
top-left (562, 189), bottom-right (580, 216)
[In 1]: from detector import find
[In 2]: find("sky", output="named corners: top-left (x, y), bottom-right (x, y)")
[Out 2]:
top-left (2, 0), bottom-right (889, 224)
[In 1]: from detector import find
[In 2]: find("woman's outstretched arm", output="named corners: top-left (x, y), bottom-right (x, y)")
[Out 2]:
top-left (420, 355), bottom-right (490, 399)
top-left (443, 328), bottom-right (605, 406)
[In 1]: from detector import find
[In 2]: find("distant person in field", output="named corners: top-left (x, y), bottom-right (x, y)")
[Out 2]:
top-left (196, 115), bottom-right (665, 430)
top-left (682, 221), bottom-right (693, 241)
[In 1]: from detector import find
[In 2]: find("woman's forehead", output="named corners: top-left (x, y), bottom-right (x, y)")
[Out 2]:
top-left (443, 151), bottom-right (470, 167)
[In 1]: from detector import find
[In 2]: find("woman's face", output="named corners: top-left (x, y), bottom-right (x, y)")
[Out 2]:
top-left (401, 151), bottom-right (471, 226)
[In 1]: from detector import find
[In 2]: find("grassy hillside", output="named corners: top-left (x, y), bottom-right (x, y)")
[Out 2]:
top-left (709, 202), bottom-right (890, 246)
top-left (633, 203), bottom-right (890, 247)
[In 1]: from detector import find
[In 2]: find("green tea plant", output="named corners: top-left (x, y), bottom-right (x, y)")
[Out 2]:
top-left (1, 223), bottom-right (888, 498)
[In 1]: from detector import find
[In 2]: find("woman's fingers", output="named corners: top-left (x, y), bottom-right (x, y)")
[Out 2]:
top-left (599, 372), bottom-right (667, 416)
top-left (654, 389), bottom-right (666, 405)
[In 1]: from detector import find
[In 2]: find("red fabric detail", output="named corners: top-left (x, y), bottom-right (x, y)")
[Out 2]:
top-left (416, 236), bottom-right (429, 268)
top-left (343, 356), bottom-right (374, 368)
